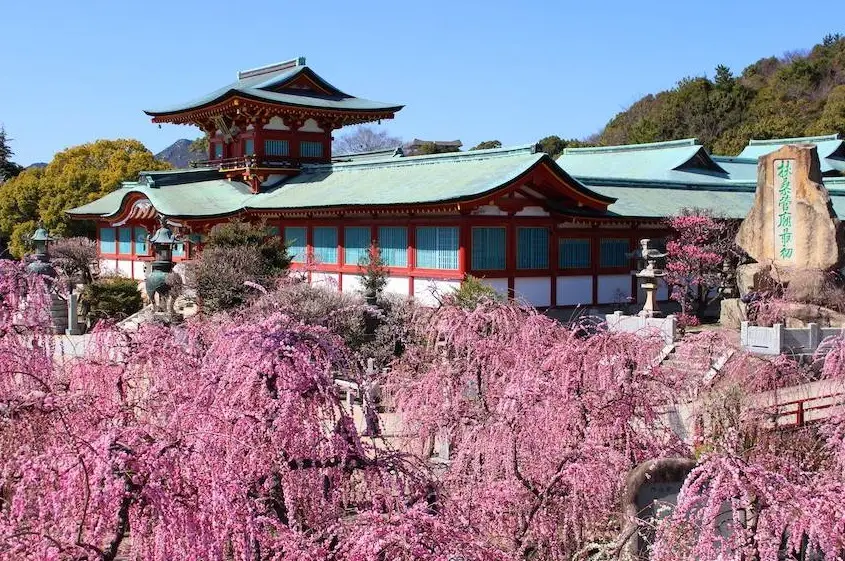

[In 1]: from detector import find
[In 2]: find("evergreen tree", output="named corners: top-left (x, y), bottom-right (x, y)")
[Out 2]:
top-left (0, 126), bottom-right (23, 183)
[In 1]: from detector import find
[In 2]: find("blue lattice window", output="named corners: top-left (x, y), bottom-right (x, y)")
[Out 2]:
top-left (312, 227), bottom-right (338, 264)
top-left (344, 227), bottom-right (371, 265)
top-left (471, 227), bottom-right (505, 270)
top-left (416, 227), bottom-right (459, 270)
top-left (244, 138), bottom-right (255, 155)
top-left (300, 141), bottom-right (323, 158)
top-left (285, 226), bottom-right (307, 263)
top-left (378, 226), bottom-right (407, 267)
top-left (517, 227), bottom-right (549, 270)
top-left (118, 227), bottom-right (133, 255)
top-left (213, 143), bottom-right (223, 159)
top-left (99, 228), bottom-right (116, 254)
top-left (134, 227), bottom-right (148, 255)
top-left (559, 238), bottom-right (590, 269)
top-left (600, 238), bottom-right (630, 268)
top-left (173, 242), bottom-right (185, 258)
top-left (265, 139), bottom-right (290, 157)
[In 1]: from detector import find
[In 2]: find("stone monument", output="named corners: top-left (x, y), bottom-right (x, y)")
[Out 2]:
top-left (736, 144), bottom-right (844, 281)
top-left (722, 144), bottom-right (845, 327)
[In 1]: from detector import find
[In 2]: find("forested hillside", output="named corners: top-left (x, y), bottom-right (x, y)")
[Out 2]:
top-left (596, 34), bottom-right (845, 155)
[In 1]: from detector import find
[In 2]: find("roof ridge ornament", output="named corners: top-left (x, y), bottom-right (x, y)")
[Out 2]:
top-left (563, 138), bottom-right (700, 155)
top-left (748, 133), bottom-right (841, 146)
top-left (237, 57), bottom-right (306, 80)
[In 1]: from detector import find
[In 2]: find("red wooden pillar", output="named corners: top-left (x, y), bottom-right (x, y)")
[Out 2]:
top-left (408, 224), bottom-right (416, 298)
top-left (630, 224), bottom-right (640, 300)
top-left (337, 225), bottom-right (344, 292)
top-left (591, 225), bottom-right (600, 305)
top-left (306, 225), bottom-right (312, 283)
top-left (550, 226), bottom-right (558, 308)
top-left (506, 221), bottom-right (516, 299)
top-left (458, 220), bottom-right (469, 277)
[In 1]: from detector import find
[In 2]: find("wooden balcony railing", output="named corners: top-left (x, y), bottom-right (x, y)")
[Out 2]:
top-left (189, 156), bottom-right (300, 171)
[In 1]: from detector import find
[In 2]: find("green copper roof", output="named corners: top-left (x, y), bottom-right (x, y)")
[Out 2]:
top-left (555, 135), bottom-right (845, 219)
top-left (67, 145), bottom-right (613, 219)
top-left (595, 180), bottom-right (845, 219)
top-left (559, 139), bottom-right (730, 186)
top-left (251, 144), bottom-right (612, 210)
top-left (67, 176), bottom-right (252, 218)
top-left (737, 134), bottom-right (845, 174)
top-left (145, 58), bottom-right (402, 116)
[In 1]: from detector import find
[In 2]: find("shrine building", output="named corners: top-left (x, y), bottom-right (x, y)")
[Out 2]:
top-left (67, 57), bottom-right (845, 308)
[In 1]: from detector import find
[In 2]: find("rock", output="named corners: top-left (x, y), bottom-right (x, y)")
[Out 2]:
top-left (719, 298), bottom-right (748, 329)
top-left (736, 144), bottom-right (845, 272)
top-left (781, 269), bottom-right (829, 302)
top-left (779, 302), bottom-right (845, 328)
top-left (736, 263), bottom-right (773, 297)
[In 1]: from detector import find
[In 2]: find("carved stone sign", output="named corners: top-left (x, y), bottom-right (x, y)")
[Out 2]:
top-left (773, 159), bottom-right (795, 262)
top-left (736, 144), bottom-right (844, 272)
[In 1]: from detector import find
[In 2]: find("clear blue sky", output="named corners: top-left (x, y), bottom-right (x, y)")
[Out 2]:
top-left (1, 0), bottom-right (840, 165)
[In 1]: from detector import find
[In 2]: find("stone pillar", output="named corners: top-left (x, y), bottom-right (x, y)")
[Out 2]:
top-left (638, 279), bottom-right (660, 318)
top-left (66, 292), bottom-right (81, 335)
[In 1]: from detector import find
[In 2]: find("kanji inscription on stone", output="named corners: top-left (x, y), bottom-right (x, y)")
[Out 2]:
top-left (773, 159), bottom-right (795, 262)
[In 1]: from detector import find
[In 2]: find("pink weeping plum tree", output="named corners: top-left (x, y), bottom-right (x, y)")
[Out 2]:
top-left (385, 302), bottom-right (845, 561)
top-left (651, 334), bottom-right (845, 561)
top-left (385, 301), bottom-right (694, 560)
top-left (0, 262), bottom-right (500, 561)
top-left (2, 260), bottom-right (845, 561)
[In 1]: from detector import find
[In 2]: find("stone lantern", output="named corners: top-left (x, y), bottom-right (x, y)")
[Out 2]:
top-left (26, 224), bottom-right (56, 278)
top-left (145, 216), bottom-right (178, 311)
top-left (635, 238), bottom-right (667, 318)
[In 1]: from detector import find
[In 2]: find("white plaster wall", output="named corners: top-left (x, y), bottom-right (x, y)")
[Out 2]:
top-left (384, 276), bottom-right (410, 297)
top-left (299, 118), bottom-right (323, 132)
top-left (556, 276), bottom-right (593, 306)
top-left (264, 116), bottom-right (289, 130)
top-left (311, 272), bottom-right (339, 289)
top-left (116, 260), bottom-right (133, 278)
top-left (479, 278), bottom-right (509, 297)
top-left (98, 259), bottom-right (118, 276)
top-left (132, 261), bottom-right (147, 280)
top-left (597, 274), bottom-right (632, 304)
top-left (414, 278), bottom-right (460, 306)
top-left (514, 277), bottom-right (552, 307)
top-left (341, 274), bottom-right (364, 294)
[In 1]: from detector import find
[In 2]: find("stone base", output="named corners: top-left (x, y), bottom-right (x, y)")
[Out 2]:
top-left (779, 302), bottom-right (845, 328)
top-left (736, 262), bottom-right (830, 299)
top-left (719, 298), bottom-right (748, 329)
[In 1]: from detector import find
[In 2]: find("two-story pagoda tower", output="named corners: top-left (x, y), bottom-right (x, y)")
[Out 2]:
top-left (145, 57), bottom-right (402, 192)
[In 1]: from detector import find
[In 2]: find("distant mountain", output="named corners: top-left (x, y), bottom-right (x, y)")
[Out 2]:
top-left (155, 139), bottom-right (206, 169)
top-left (26, 162), bottom-right (47, 169)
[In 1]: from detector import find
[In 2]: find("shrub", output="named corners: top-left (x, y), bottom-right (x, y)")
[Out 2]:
top-left (246, 278), bottom-right (369, 350)
top-left (447, 275), bottom-right (502, 309)
top-left (186, 220), bottom-right (291, 312)
top-left (79, 276), bottom-right (142, 324)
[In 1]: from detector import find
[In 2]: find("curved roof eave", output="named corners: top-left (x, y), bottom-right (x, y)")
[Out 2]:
top-left (541, 155), bottom-right (616, 205)
top-left (145, 89), bottom-right (403, 117)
